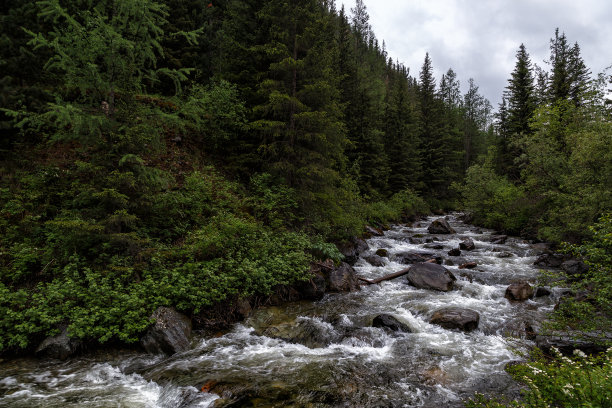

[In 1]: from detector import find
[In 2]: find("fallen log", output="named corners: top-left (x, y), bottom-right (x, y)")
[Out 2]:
top-left (358, 267), bottom-right (410, 285)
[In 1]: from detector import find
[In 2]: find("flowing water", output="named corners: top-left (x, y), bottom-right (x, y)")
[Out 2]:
top-left (0, 214), bottom-right (560, 407)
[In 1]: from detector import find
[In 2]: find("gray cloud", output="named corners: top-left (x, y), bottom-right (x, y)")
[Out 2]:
top-left (340, 0), bottom-right (612, 106)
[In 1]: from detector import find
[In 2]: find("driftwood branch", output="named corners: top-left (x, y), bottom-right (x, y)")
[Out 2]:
top-left (358, 267), bottom-right (411, 285)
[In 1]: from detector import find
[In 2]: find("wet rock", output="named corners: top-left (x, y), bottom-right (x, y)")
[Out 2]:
top-left (427, 218), bottom-right (456, 234)
top-left (430, 307), bottom-right (480, 332)
top-left (472, 229), bottom-right (483, 234)
top-left (535, 332), bottom-right (609, 356)
top-left (261, 319), bottom-right (338, 348)
top-left (365, 225), bottom-right (384, 237)
top-left (337, 237), bottom-right (369, 265)
top-left (444, 259), bottom-right (454, 266)
top-left (561, 259), bottom-right (589, 280)
top-left (372, 314), bottom-right (412, 333)
top-left (448, 248), bottom-right (461, 256)
top-left (459, 262), bottom-right (477, 269)
top-left (535, 287), bottom-right (552, 297)
top-left (504, 282), bottom-right (534, 301)
top-left (405, 262), bottom-right (456, 292)
top-left (424, 243), bottom-right (444, 250)
top-left (408, 237), bottom-right (424, 244)
top-left (534, 252), bottom-right (568, 268)
top-left (496, 251), bottom-right (514, 258)
top-left (459, 237), bottom-right (476, 251)
top-left (459, 272), bottom-right (473, 283)
top-left (295, 272), bottom-right (327, 300)
top-left (531, 242), bottom-right (552, 251)
top-left (490, 235), bottom-right (508, 244)
top-left (375, 248), bottom-right (388, 258)
top-left (326, 262), bottom-right (360, 292)
top-left (140, 307), bottom-right (192, 355)
top-left (395, 251), bottom-right (436, 264)
top-left (35, 327), bottom-right (82, 360)
top-left (364, 255), bottom-right (385, 267)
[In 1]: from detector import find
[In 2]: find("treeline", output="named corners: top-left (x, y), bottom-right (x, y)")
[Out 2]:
top-left (456, 29), bottom-right (611, 243)
top-left (0, 0), bottom-right (493, 352)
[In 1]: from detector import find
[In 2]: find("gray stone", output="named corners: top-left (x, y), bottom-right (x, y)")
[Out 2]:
top-left (141, 307), bottom-right (192, 355)
top-left (427, 218), bottom-right (456, 234)
top-left (326, 262), bottom-right (360, 292)
top-left (459, 237), bottom-right (476, 251)
top-left (364, 255), bottom-right (385, 267)
top-left (505, 282), bottom-right (534, 301)
top-left (35, 327), bottom-right (82, 360)
top-left (372, 314), bottom-right (412, 333)
top-left (430, 307), bottom-right (480, 332)
top-left (406, 262), bottom-right (456, 292)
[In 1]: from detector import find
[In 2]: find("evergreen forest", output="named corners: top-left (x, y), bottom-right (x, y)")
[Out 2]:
top-left (1, 0), bottom-right (610, 388)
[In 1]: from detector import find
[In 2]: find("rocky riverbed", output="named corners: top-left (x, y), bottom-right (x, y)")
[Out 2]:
top-left (0, 214), bottom-right (563, 407)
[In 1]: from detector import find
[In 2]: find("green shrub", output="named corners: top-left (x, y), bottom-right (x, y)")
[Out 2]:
top-left (467, 347), bottom-right (612, 408)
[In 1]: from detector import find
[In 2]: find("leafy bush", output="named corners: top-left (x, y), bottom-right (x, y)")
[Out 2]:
top-left (467, 347), bottom-right (612, 408)
top-left (454, 162), bottom-right (532, 235)
top-left (541, 213), bottom-right (612, 344)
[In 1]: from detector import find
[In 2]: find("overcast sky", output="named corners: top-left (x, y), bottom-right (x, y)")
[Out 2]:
top-left (339, 0), bottom-right (612, 106)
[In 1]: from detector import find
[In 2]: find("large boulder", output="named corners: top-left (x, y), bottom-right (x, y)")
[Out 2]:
top-left (337, 237), bottom-right (369, 265)
top-left (405, 263), bottom-right (456, 292)
top-left (490, 235), bottom-right (508, 244)
top-left (325, 262), bottom-right (360, 292)
top-left (372, 314), bottom-right (412, 333)
top-left (459, 237), bottom-right (476, 251)
top-left (427, 218), bottom-right (456, 234)
top-left (534, 252), bottom-right (568, 268)
top-left (447, 248), bottom-right (461, 256)
top-left (295, 272), bottom-right (327, 300)
top-left (395, 251), bottom-right (440, 265)
top-left (561, 259), bottom-right (589, 281)
top-left (364, 255), bottom-right (385, 267)
top-left (430, 307), bottom-right (480, 332)
top-left (535, 332), bottom-right (609, 355)
top-left (364, 225), bottom-right (384, 237)
top-left (375, 248), bottom-right (389, 258)
top-left (140, 307), bottom-right (192, 355)
top-left (35, 327), bottom-right (82, 360)
top-left (505, 282), bottom-right (534, 301)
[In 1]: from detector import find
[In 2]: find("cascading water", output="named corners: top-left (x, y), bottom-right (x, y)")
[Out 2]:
top-left (0, 214), bottom-right (560, 407)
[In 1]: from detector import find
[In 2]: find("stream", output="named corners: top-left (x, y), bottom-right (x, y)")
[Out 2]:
top-left (0, 214), bottom-right (560, 407)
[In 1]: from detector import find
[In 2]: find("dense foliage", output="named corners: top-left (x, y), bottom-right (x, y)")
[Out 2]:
top-left (467, 348), bottom-right (612, 408)
top-left (456, 30), bottom-right (611, 242)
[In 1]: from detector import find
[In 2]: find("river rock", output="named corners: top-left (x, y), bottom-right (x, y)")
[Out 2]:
top-left (395, 251), bottom-right (437, 264)
top-left (504, 282), bottom-right (534, 301)
top-left (496, 251), bottom-right (514, 258)
top-left (459, 237), bottom-right (475, 251)
top-left (365, 225), bottom-right (384, 237)
top-left (459, 262), bottom-right (477, 269)
top-left (535, 287), bottom-right (552, 297)
top-left (409, 237), bottom-right (424, 244)
top-left (326, 262), bottom-right (360, 292)
top-left (35, 327), bottom-right (82, 360)
top-left (295, 272), bottom-right (327, 300)
top-left (406, 262), bottom-right (456, 291)
top-left (375, 248), bottom-right (389, 257)
top-left (490, 235), bottom-right (508, 244)
top-left (337, 237), bottom-right (369, 265)
top-left (424, 243), bottom-right (444, 250)
top-left (430, 307), bottom-right (480, 332)
top-left (448, 248), bottom-right (461, 256)
top-left (427, 218), bottom-right (456, 234)
top-left (561, 259), bottom-right (589, 280)
top-left (372, 314), bottom-right (412, 333)
top-left (534, 252), bottom-right (568, 268)
top-left (535, 332), bottom-right (609, 355)
top-left (364, 255), bottom-right (385, 267)
top-left (140, 307), bottom-right (192, 355)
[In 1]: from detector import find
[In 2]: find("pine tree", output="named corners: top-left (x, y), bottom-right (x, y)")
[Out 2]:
top-left (251, 0), bottom-right (349, 219)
